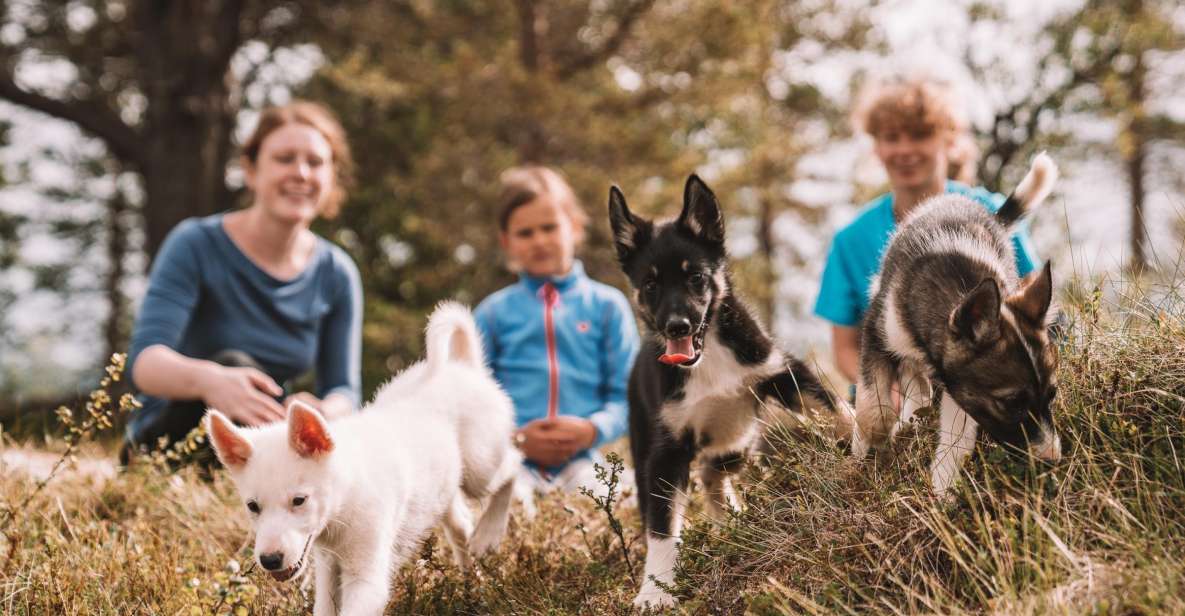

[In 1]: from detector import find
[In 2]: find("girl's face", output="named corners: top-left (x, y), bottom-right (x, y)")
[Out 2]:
top-left (243, 123), bottom-right (336, 226)
top-left (873, 127), bottom-right (949, 193)
top-left (501, 196), bottom-right (577, 278)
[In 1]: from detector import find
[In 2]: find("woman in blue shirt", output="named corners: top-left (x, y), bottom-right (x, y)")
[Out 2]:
top-left (123, 101), bottom-right (362, 462)
top-left (815, 78), bottom-right (1041, 384)
top-left (475, 166), bottom-right (639, 513)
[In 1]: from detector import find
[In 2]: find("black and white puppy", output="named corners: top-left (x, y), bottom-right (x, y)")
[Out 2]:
top-left (609, 175), bottom-right (838, 608)
top-left (853, 153), bottom-right (1062, 497)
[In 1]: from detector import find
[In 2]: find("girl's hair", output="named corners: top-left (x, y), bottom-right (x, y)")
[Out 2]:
top-left (853, 77), bottom-right (968, 139)
top-left (497, 166), bottom-right (589, 242)
top-left (241, 100), bottom-right (355, 219)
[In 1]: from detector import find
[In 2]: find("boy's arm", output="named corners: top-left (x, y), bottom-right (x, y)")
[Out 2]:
top-left (831, 325), bottom-right (860, 383)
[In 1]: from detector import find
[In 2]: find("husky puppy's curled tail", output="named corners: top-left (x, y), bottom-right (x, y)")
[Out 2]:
top-left (425, 301), bottom-right (486, 375)
top-left (996, 152), bottom-right (1059, 226)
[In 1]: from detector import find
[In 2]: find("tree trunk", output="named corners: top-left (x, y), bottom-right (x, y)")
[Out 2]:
top-left (104, 187), bottom-right (129, 362)
top-left (134, 1), bottom-right (242, 260)
top-left (1127, 52), bottom-right (1148, 275)
top-left (758, 195), bottom-right (776, 324)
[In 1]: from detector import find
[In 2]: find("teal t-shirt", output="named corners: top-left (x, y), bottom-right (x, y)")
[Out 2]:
top-left (813, 181), bottom-right (1040, 327)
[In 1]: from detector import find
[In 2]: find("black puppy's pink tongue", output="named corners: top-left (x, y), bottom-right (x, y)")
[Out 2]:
top-left (659, 337), bottom-right (695, 365)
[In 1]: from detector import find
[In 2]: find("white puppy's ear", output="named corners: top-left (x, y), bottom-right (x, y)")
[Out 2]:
top-left (288, 402), bottom-right (334, 458)
top-left (205, 410), bottom-right (253, 469)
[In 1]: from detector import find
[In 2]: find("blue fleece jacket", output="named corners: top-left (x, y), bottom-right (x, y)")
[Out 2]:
top-left (474, 260), bottom-right (639, 464)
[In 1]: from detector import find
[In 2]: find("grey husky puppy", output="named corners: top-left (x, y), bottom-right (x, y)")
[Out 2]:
top-left (851, 153), bottom-right (1062, 496)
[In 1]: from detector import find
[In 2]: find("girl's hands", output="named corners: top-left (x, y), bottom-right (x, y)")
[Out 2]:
top-left (516, 416), bottom-right (598, 468)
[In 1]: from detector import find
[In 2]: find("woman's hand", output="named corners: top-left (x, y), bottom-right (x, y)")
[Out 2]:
top-left (282, 391), bottom-right (353, 420)
top-left (516, 417), bottom-right (598, 468)
top-left (200, 365), bottom-right (286, 427)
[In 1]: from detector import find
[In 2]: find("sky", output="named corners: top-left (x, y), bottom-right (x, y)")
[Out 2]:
top-left (0, 0), bottom-right (1182, 393)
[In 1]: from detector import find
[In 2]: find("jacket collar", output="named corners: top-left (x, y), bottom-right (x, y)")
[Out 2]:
top-left (519, 260), bottom-right (587, 296)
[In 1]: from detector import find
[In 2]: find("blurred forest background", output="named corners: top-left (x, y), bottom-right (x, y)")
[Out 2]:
top-left (0, 0), bottom-right (1182, 412)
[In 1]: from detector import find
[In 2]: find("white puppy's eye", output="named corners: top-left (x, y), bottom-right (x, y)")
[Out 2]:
top-left (292, 496), bottom-right (306, 507)
top-left (246, 500), bottom-right (260, 514)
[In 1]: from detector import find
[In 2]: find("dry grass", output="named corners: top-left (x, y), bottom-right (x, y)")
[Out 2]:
top-left (1, 277), bottom-right (1183, 614)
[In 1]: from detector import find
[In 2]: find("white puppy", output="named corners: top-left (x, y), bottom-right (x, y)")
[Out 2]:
top-left (206, 302), bottom-right (521, 616)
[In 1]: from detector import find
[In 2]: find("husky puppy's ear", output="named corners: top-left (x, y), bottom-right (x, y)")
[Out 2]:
top-left (678, 174), bottom-right (725, 245)
top-left (288, 401), bottom-right (334, 458)
top-left (1006, 261), bottom-right (1053, 325)
top-left (608, 186), bottom-right (651, 265)
top-left (205, 410), bottom-right (253, 469)
top-left (949, 278), bottom-right (1002, 344)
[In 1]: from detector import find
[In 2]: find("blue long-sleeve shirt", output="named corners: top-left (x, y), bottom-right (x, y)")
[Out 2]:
top-left (126, 214), bottom-right (362, 441)
top-left (474, 260), bottom-right (639, 460)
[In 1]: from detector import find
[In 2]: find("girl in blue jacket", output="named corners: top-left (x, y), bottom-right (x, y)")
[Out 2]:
top-left (475, 166), bottom-right (640, 513)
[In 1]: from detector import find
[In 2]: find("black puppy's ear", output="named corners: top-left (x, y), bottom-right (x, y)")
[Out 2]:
top-left (678, 174), bottom-right (725, 245)
top-left (608, 186), bottom-right (651, 265)
top-left (949, 278), bottom-right (1002, 345)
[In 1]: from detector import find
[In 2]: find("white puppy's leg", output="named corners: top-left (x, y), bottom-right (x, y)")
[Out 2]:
top-left (338, 539), bottom-right (393, 616)
top-left (313, 548), bottom-right (341, 616)
top-left (470, 476), bottom-right (515, 557)
top-left (443, 496), bottom-right (475, 569)
top-left (930, 394), bottom-right (979, 498)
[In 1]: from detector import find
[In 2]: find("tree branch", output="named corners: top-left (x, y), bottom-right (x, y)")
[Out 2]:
top-left (0, 76), bottom-right (143, 167)
top-left (555, 0), bottom-right (656, 80)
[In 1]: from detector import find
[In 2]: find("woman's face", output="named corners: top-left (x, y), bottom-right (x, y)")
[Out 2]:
top-left (501, 196), bottom-right (577, 278)
top-left (873, 127), bottom-right (949, 193)
top-left (244, 123), bottom-right (335, 226)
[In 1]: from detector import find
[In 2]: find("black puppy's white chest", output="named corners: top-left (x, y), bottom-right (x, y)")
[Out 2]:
top-left (658, 334), bottom-right (781, 456)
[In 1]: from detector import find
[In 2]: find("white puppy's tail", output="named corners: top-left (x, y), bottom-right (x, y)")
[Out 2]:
top-left (425, 301), bottom-right (486, 374)
top-left (996, 152), bottom-right (1059, 226)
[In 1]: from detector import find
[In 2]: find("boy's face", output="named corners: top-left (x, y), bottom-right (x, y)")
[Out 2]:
top-left (501, 196), bottom-right (577, 278)
top-left (873, 127), bottom-right (949, 193)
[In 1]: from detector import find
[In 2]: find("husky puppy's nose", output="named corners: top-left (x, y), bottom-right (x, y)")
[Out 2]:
top-left (665, 318), bottom-right (693, 339)
top-left (260, 552), bottom-right (285, 571)
top-left (1030, 432), bottom-right (1062, 462)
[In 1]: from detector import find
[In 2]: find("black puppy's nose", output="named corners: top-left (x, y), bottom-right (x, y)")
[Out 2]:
top-left (665, 318), bottom-right (692, 338)
top-left (259, 552), bottom-right (285, 571)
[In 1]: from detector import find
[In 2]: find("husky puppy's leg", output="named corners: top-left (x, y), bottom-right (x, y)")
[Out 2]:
top-left (700, 453), bottom-right (744, 523)
top-left (930, 393), bottom-right (980, 497)
top-left (634, 443), bottom-right (694, 609)
top-left (891, 361), bottom-right (931, 441)
top-left (852, 355), bottom-right (898, 458)
top-left (443, 496), bottom-right (475, 569)
top-left (313, 549), bottom-right (341, 616)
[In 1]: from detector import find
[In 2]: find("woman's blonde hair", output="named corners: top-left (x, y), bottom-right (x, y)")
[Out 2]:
top-left (497, 165), bottom-right (589, 243)
top-left (241, 100), bottom-right (355, 219)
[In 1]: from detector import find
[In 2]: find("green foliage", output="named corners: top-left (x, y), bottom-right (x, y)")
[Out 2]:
top-left (301, 0), bottom-right (871, 392)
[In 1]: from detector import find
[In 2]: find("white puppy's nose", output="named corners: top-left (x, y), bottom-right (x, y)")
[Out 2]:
top-left (260, 552), bottom-right (285, 571)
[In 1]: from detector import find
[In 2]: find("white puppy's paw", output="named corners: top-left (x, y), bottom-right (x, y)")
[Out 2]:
top-left (468, 525), bottom-right (505, 557)
top-left (632, 581), bottom-right (677, 610)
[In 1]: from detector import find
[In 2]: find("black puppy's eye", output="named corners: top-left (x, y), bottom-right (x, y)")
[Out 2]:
top-left (246, 500), bottom-right (260, 514)
top-left (688, 273), bottom-right (707, 290)
top-left (292, 496), bottom-right (306, 507)
top-left (643, 279), bottom-right (658, 296)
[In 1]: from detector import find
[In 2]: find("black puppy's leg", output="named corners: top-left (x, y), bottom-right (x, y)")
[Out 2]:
top-left (634, 440), bottom-right (693, 609)
top-left (700, 452), bottom-right (745, 523)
